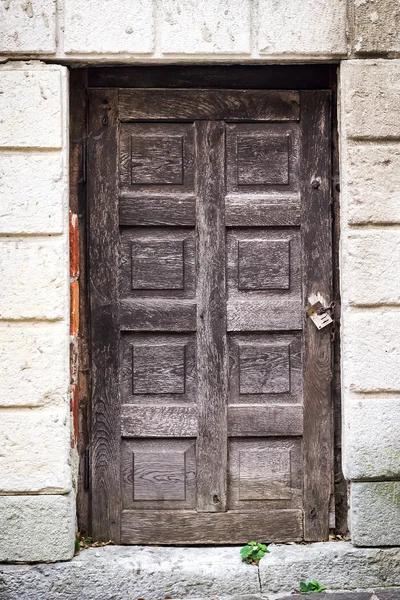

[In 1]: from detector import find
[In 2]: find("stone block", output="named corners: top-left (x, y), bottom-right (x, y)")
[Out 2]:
top-left (0, 151), bottom-right (66, 234)
top-left (0, 65), bottom-right (66, 149)
top-left (0, 0), bottom-right (56, 54)
top-left (0, 237), bottom-right (68, 320)
top-left (0, 321), bottom-right (69, 407)
top-left (0, 545), bottom-right (261, 595)
top-left (161, 0), bottom-right (251, 55)
top-left (341, 60), bottom-right (400, 140)
top-left (341, 230), bottom-right (400, 305)
top-left (351, 482), bottom-right (400, 546)
top-left (353, 0), bottom-right (400, 55)
top-left (343, 397), bottom-right (400, 479)
top-left (2, 543), bottom-right (400, 596)
top-left (342, 310), bottom-right (400, 392)
top-left (258, 0), bottom-right (347, 57)
top-left (0, 494), bottom-right (75, 562)
top-left (64, 0), bottom-right (154, 54)
top-left (0, 407), bottom-right (71, 493)
top-left (341, 144), bottom-right (400, 224)
top-left (259, 541), bottom-right (400, 591)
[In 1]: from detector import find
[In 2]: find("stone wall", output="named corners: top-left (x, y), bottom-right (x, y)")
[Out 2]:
top-left (1, 0), bottom-right (400, 562)
top-left (0, 62), bottom-right (75, 561)
top-left (340, 59), bottom-right (400, 546)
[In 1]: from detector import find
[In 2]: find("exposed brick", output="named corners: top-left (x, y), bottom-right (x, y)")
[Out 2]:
top-left (70, 383), bottom-right (79, 448)
top-left (70, 279), bottom-right (79, 337)
top-left (69, 213), bottom-right (80, 279)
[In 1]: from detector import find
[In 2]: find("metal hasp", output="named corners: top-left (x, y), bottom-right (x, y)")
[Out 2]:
top-left (306, 301), bottom-right (334, 330)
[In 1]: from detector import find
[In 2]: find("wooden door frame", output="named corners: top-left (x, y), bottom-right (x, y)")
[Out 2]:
top-left (69, 64), bottom-right (346, 540)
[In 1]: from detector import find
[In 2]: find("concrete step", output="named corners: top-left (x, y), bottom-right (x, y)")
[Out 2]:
top-left (1, 542), bottom-right (400, 599)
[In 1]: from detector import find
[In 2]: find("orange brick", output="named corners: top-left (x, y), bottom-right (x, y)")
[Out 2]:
top-left (69, 213), bottom-right (79, 279)
top-left (70, 384), bottom-right (79, 448)
top-left (70, 279), bottom-right (79, 337)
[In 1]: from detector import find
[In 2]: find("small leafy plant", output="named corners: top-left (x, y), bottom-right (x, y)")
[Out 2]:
top-left (240, 541), bottom-right (270, 564)
top-left (299, 581), bottom-right (327, 595)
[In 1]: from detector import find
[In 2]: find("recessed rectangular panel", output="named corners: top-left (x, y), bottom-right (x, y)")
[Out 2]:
top-left (239, 343), bottom-right (290, 394)
top-left (133, 451), bottom-right (186, 500)
top-left (131, 240), bottom-right (184, 290)
top-left (119, 123), bottom-right (194, 194)
top-left (122, 334), bottom-right (196, 403)
top-left (131, 135), bottom-right (183, 185)
top-left (239, 449), bottom-right (291, 500)
top-left (229, 334), bottom-right (302, 404)
top-left (121, 439), bottom-right (196, 510)
top-left (238, 240), bottom-right (290, 290)
top-left (121, 229), bottom-right (195, 299)
top-left (133, 343), bottom-right (185, 394)
top-left (226, 123), bottom-right (300, 197)
top-left (228, 438), bottom-right (302, 511)
top-left (237, 135), bottom-right (289, 186)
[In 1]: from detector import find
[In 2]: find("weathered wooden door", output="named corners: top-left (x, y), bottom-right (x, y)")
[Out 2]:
top-left (88, 88), bottom-right (333, 544)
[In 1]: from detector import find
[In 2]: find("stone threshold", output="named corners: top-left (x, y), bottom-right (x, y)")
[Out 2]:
top-left (1, 542), bottom-right (400, 599)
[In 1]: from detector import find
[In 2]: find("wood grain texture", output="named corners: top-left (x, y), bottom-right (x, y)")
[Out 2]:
top-left (228, 405), bottom-right (303, 437)
top-left (195, 121), bottom-right (228, 513)
top-left (237, 135), bottom-right (289, 186)
top-left (300, 91), bottom-right (333, 541)
top-left (119, 195), bottom-right (196, 227)
top-left (229, 334), bottom-right (302, 405)
top-left (121, 405), bottom-right (197, 437)
top-left (227, 299), bottom-right (302, 331)
top-left (120, 299), bottom-right (196, 331)
top-left (228, 438), bottom-right (302, 510)
top-left (119, 122), bottom-right (194, 192)
top-left (225, 197), bottom-right (301, 227)
top-left (238, 239), bottom-right (290, 290)
top-left (121, 439), bottom-right (196, 510)
top-left (121, 333), bottom-right (196, 404)
top-left (119, 90), bottom-right (300, 121)
top-left (121, 510), bottom-right (303, 544)
top-left (88, 89), bottom-right (121, 543)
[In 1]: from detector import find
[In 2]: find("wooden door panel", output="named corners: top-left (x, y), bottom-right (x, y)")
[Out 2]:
top-left (89, 88), bottom-right (333, 545)
top-left (119, 89), bottom-right (300, 121)
top-left (121, 510), bottom-right (303, 545)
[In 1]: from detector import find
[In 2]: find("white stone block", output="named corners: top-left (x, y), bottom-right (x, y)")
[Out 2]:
top-left (341, 60), bottom-right (400, 139)
top-left (0, 0), bottom-right (56, 54)
top-left (0, 321), bottom-right (69, 407)
top-left (259, 541), bottom-right (400, 590)
top-left (342, 230), bottom-right (400, 305)
top-left (343, 397), bottom-right (400, 480)
top-left (258, 0), bottom-right (347, 57)
top-left (0, 237), bottom-right (68, 321)
top-left (0, 407), bottom-right (71, 493)
top-left (0, 494), bottom-right (75, 562)
top-left (0, 151), bottom-right (66, 234)
top-left (351, 482), bottom-right (400, 546)
top-left (64, 0), bottom-right (154, 54)
top-left (0, 66), bottom-right (65, 149)
top-left (353, 0), bottom-right (400, 55)
top-left (342, 310), bottom-right (400, 392)
top-left (161, 0), bottom-right (251, 55)
top-left (342, 144), bottom-right (400, 224)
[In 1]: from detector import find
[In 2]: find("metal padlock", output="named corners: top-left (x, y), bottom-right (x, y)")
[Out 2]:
top-left (306, 301), bottom-right (334, 330)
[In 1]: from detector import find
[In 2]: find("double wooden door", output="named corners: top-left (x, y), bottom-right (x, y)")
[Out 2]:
top-left (88, 88), bottom-right (333, 544)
